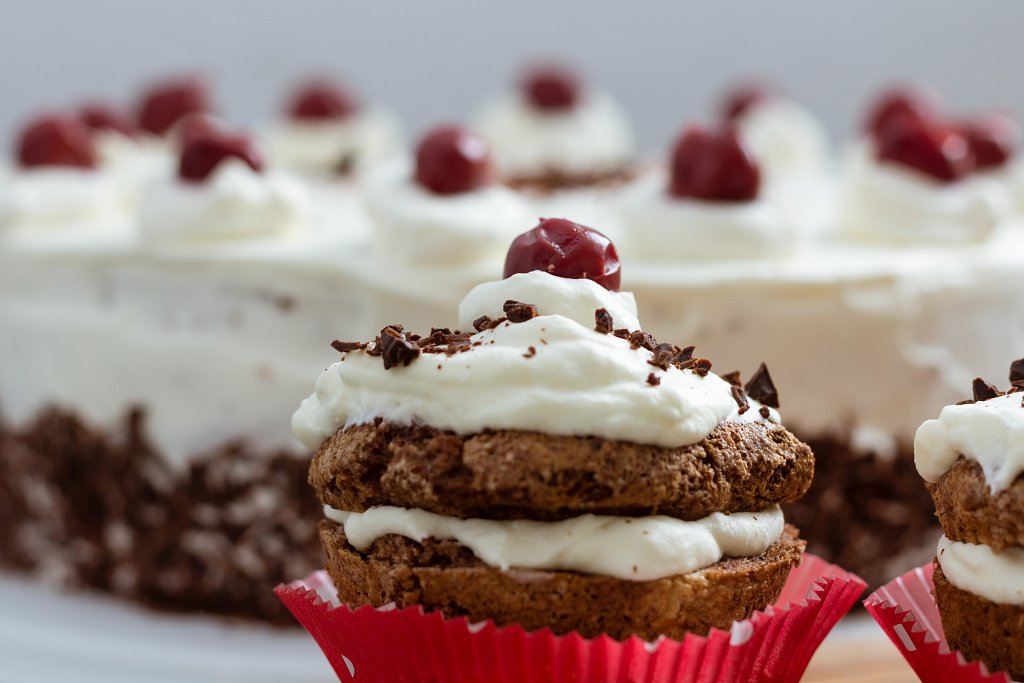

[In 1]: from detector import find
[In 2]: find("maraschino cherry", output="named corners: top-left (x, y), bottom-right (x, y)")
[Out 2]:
top-left (875, 118), bottom-right (974, 183)
top-left (957, 112), bottom-right (1018, 170)
top-left (863, 86), bottom-right (940, 139)
top-left (79, 103), bottom-right (136, 137)
top-left (179, 129), bottom-right (264, 183)
top-left (504, 218), bottom-right (621, 291)
top-left (669, 124), bottom-right (760, 202)
top-left (17, 114), bottom-right (97, 169)
top-left (721, 82), bottom-right (775, 122)
top-left (138, 77), bottom-right (211, 136)
top-left (414, 125), bottom-right (492, 195)
top-left (288, 80), bottom-right (358, 121)
top-left (521, 64), bottom-right (580, 111)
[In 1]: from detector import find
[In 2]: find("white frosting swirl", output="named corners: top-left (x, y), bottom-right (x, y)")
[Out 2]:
top-left (617, 172), bottom-right (796, 261)
top-left (839, 143), bottom-right (1011, 245)
top-left (292, 271), bottom-right (771, 451)
top-left (473, 90), bottom-right (634, 178)
top-left (263, 109), bottom-right (401, 175)
top-left (734, 99), bottom-right (828, 178)
top-left (363, 161), bottom-right (532, 266)
top-left (95, 132), bottom-right (174, 202)
top-left (138, 160), bottom-right (308, 241)
top-left (915, 391), bottom-right (1024, 493)
top-left (937, 536), bottom-right (1024, 605)
top-left (326, 504), bottom-right (784, 581)
top-left (0, 168), bottom-right (128, 232)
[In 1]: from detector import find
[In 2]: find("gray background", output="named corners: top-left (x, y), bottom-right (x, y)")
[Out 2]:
top-left (0, 0), bottom-right (1018, 150)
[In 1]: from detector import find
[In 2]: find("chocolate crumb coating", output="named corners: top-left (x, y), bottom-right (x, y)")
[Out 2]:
top-left (933, 562), bottom-right (1024, 681)
top-left (309, 419), bottom-right (814, 522)
top-left (927, 457), bottom-right (1024, 552)
top-left (321, 521), bottom-right (805, 641)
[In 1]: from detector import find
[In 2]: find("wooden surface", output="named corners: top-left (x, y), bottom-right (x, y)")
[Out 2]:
top-left (802, 617), bottom-right (916, 682)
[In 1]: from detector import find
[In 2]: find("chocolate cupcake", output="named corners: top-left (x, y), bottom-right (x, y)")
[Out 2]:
top-left (915, 360), bottom-right (1024, 679)
top-left (293, 217), bottom-right (814, 640)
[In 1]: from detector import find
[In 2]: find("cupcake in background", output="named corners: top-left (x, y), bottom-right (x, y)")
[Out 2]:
top-left (473, 62), bottom-right (636, 193)
top-left (913, 360), bottom-right (1024, 681)
top-left (264, 77), bottom-right (401, 178)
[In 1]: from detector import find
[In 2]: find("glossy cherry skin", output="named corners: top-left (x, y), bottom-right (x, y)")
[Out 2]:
top-left (521, 64), bottom-right (580, 111)
top-left (174, 113), bottom-right (221, 147)
top-left (875, 118), bottom-right (974, 183)
top-left (17, 115), bottom-right (97, 169)
top-left (504, 218), bottom-right (621, 291)
top-left (79, 103), bottom-right (136, 137)
top-left (178, 129), bottom-right (264, 183)
top-left (138, 77), bottom-right (211, 136)
top-left (669, 124), bottom-right (760, 202)
top-left (957, 112), bottom-right (1017, 170)
top-left (721, 82), bottom-right (775, 122)
top-left (414, 125), bottom-right (493, 195)
top-left (863, 86), bottom-right (940, 139)
top-left (288, 80), bottom-right (358, 121)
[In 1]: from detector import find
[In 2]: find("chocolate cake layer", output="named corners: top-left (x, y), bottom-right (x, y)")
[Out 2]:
top-left (927, 457), bottom-right (1024, 553)
top-left (310, 419), bottom-right (814, 521)
top-left (784, 432), bottom-right (939, 589)
top-left (0, 406), bottom-right (320, 624)
top-left (933, 562), bottom-right (1024, 681)
top-left (504, 165), bottom-right (638, 193)
top-left (321, 520), bottom-right (805, 640)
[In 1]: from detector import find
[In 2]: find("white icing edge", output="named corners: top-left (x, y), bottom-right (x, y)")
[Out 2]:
top-left (937, 535), bottom-right (1024, 605)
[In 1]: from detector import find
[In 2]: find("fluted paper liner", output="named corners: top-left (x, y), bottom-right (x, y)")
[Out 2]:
top-left (865, 561), bottom-right (1017, 682)
top-left (275, 553), bottom-right (863, 683)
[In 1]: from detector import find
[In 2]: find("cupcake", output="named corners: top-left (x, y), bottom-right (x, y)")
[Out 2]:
top-left (915, 359), bottom-right (1024, 679)
top-left (292, 217), bottom-right (814, 640)
top-left (473, 63), bottom-right (635, 192)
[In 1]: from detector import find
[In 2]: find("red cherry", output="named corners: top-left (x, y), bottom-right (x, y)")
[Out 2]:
top-left (720, 82), bottom-right (776, 122)
top-left (179, 129), bottom-right (264, 183)
top-left (875, 118), bottom-right (974, 183)
top-left (80, 103), bottom-right (136, 137)
top-left (504, 218), bottom-right (621, 291)
top-left (174, 113), bottom-right (221, 147)
top-left (669, 124), bottom-right (760, 202)
top-left (957, 112), bottom-right (1017, 170)
top-left (863, 86), bottom-right (940, 139)
top-left (521, 64), bottom-right (580, 111)
top-left (17, 114), bottom-right (97, 169)
top-left (287, 80), bottom-right (359, 121)
top-left (414, 125), bottom-right (492, 195)
top-left (138, 77), bottom-right (211, 136)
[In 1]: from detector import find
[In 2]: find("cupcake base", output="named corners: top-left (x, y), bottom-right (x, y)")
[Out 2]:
top-left (933, 562), bottom-right (1024, 681)
top-left (320, 520), bottom-right (805, 640)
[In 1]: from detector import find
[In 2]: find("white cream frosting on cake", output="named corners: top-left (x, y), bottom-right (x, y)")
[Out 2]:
top-left (264, 108), bottom-right (401, 176)
top-left (0, 167), bottom-right (129, 233)
top-left (733, 98), bottom-right (828, 179)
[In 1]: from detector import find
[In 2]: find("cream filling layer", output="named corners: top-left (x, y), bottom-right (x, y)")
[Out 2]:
top-left (326, 504), bottom-right (784, 582)
top-left (937, 535), bottom-right (1024, 605)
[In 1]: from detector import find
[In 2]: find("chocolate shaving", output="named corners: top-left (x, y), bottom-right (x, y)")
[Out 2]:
top-left (594, 308), bottom-right (614, 334)
top-left (628, 330), bottom-right (657, 351)
top-left (759, 405), bottom-right (771, 419)
top-left (612, 328), bottom-right (631, 340)
top-left (692, 358), bottom-right (712, 377)
top-left (503, 300), bottom-right (539, 323)
top-left (646, 373), bottom-right (661, 386)
top-left (720, 370), bottom-right (742, 387)
top-left (473, 315), bottom-right (507, 332)
top-left (523, 346), bottom-right (537, 359)
top-left (1011, 358), bottom-right (1024, 384)
top-left (731, 384), bottom-right (750, 414)
top-left (648, 343), bottom-right (676, 371)
top-left (330, 340), bottom-right (366, 353)
top-left (972, 377), bottom-right (1002, 402)
top-left (365, 337), bottom-right (383, 356)
top-left (744, 363), bottom-right (779, 408)
top-left (378, 326), bottom-right (420, 370)
top-left (672, 346), bottom-right (696, 368)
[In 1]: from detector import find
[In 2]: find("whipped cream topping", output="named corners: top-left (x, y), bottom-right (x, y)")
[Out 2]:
top-left (95, 132), bottom-right (174, 202)
top-left (617, 172), bottom-right (797, 261)
top-left (937, 535), bottom-right (1024, 605)
top-left (839, 143), bottom-right (1011, 245)
top-left (734, 99), bottom-right (828, 178)
top-left (363, 161), bottom-right (532, 266)
top-left (0, 168), bottom-right (128, 232)
top-left (293, 271), bottom-right (775, 451)
top-left (473, 91), bottom-right (633, 178)
top-left (326, 504), bottom-right (784, 581)
top-left (138, 160), bottom-right (308, 241)
top-left (264, 109), bottom-right (401, 175)
top-left (915, 391), bottom-right (1024, 493)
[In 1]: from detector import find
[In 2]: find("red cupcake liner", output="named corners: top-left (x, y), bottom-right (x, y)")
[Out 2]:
top-left (275, 553), bottom-right (864, 683)
top-left (864, 561), bottom-right (1017, 682)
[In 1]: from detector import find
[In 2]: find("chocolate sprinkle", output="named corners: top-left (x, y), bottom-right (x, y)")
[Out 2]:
top-left (721, 370), bottom-right (742, 387)
top-left (972, 377), bottom-right (1002, 402)
top-left (330, 340), bottom-right (366, 353)
top-left (759, 405), bottom-right (771, 419)
top-left (731, 385), bottom-right (750, 414)
top-left (646, 373), bottom-right (661, 386)
top-left (648, 343), bottom-right (676, 371)
top-left (612, 328), bottom-right (631, 340)
top-left (744, 363), bottom-right (780, 408)
top-left (692, 358), bottom-right (712, 377)
top-left (379, 326), bottom-right (420, 370)
top-left (1011, 358), bottom-right (1024, 385)
top-left (503, 300), bottom-right (539, 323)
top-left (628, 330), bottom-right (657, 352)
top-left (523, 346), bottom-right (537, 359)
top-left (594, 308), bottom-right (614, 334)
